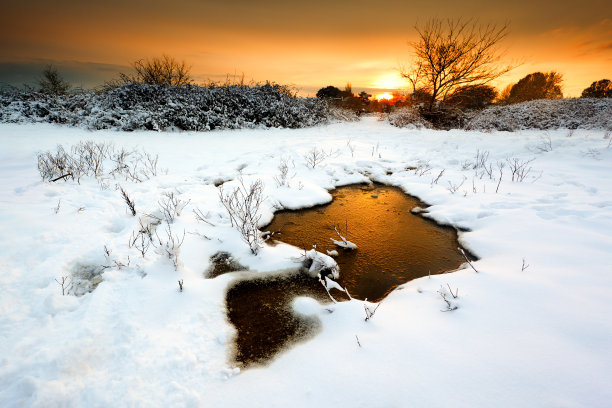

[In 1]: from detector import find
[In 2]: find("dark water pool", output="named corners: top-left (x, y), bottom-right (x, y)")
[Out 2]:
top-left (222, 184), bottom-right (468, 367)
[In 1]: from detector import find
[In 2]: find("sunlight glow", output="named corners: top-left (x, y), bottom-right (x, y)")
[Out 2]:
top-left (371, 72), bottom-right (405, 90)
top-left (375, 92), bottom-right (393, 101)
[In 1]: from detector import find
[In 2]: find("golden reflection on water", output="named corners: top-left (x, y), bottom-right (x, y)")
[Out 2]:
top-left (266, 184), bottom-right (465, 301)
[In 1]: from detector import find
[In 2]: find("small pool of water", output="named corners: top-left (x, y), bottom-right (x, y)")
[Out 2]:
top-left (223, 183), bottom-right (469, 367)
top-left (226, 271), bottom-right (342, 368)
top-left (265, 184), bottom-right (467, 302)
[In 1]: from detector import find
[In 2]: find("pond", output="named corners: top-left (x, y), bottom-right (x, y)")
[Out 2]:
top-left (219, 184), bottom-right (470, 368)
top-left (265, 184), bottom-right (467, 301)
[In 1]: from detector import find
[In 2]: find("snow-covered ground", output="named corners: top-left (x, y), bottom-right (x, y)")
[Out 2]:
top-left (1, 117), bottom-right (611, 407)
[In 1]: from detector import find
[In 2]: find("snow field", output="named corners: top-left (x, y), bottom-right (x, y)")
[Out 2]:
top-left (1, 117), bottom-right (611, 407)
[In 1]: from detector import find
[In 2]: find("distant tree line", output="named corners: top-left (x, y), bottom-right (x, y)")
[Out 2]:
top-left (15, 49), bottom-right (612, 121)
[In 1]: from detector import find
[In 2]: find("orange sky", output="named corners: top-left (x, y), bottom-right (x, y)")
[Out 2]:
top-left (1, 0), bottom-right (610, 96)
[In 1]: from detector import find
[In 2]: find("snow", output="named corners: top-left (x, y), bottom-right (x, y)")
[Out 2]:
top-left (1, 117), bottom-right (612, 407)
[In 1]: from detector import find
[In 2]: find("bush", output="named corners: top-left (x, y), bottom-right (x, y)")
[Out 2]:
top-left (388, 107), bottom-right (432, 129)
top-left (466, 98), bottom-right (612, 131)
top-left (581, 79), bottom-right (612, 98)
top-left (0, 83), bottom-right (335, 131)
top-left (503, 72), bottom-right (563, 104)
top-left (446, 85), bottom-right (498, 110)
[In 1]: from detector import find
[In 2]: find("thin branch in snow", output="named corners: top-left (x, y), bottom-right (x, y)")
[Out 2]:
top-left (193, 208), bottom-right (214, 225)
top-left (158, 191), bottom-right (190, 224)
top-left (438, 286), bottom-right (458, 312)
top-left (458, 247), bottom-right (478, 273)
top-left (447, 176), bottom-right (466, 194)
top-left (364, 301), bottom-right (381, 321)
top-left (446, 283), bottom-right (459, 298)
top-left (521, 258), bottom-right (530, 271)
top-left (304, 147), bottom-right (326, 169)
top-left (120, 186), bottom-right (136, 216)
top-left (431, 169), bottom-right (445, 185)
top-left (495, 161), bottom-right (505, 193)
top-left (506, 157), bottom-right (535, 182)
top-left (346, 139), bottom-right (356, 157)
top-left (55, 276), bottom-right (72, 296)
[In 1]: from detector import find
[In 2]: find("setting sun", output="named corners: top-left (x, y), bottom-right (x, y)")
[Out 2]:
top-left (375, 92), bottom-right (393, 101)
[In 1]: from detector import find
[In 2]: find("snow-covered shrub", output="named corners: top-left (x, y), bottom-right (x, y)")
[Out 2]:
top-left (1, 83), bottom-right (339, 131)
top-left (466, 98), bottom-right (612, 131)
top-left (273, 157), bottom-right (293, 187)
top-left (326, 106), bottom-right (360, 122)
top-left (36, 142), bottom-right (159, 183)
top-left (219, 178), bottom-right (265, 255)
top-left (388, 107), bottom-right (432, 129)
top-left (158, 191), bottom-right (190, 224)
top-left (304, 147), bottom-right (327, 169)
top-left (37, 145), bottom-right (79, 182)
top-left (153, 223), bottom-right (185, 270)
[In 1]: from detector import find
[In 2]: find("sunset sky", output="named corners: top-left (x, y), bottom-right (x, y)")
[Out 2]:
top-left (1, 0), bottom-right (610, 96)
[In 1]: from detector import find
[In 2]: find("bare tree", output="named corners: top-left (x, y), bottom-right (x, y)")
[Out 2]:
top-left (116, 55), bottom-right (192, 86)
top-left (38, 65), bottom-right (71, 95)
top-left (400, 60), bottom-right (424, 94)
top-left (402, 18), bottom-right (513, 111)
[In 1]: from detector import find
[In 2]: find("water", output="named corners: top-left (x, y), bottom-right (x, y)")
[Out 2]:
top-left (225, 271), bottom-right (339, 368)
top-left (265, 184), bottom-right (467, 301)
top-left (221, 184), bottom-right (468, 367)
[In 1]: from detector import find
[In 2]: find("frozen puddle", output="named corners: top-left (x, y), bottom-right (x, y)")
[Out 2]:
top-left (221, 184), bottom-right (468, 367)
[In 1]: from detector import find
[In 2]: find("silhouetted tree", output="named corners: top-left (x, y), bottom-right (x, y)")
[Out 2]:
top-left (316, 86), bottom-right (342, 99)
top-left (581, 79), bottom-right (612, 98)
top-left (340, 83), bottom-right (354, 99)
top-left (505, 72), bottom-right (563, 103)
top-left (114, 55), bottom-right (192, 86)
top-left (446, 85), bottom-right (498, 110)
top-left (401, 18), bottom-right (512, 111)
top-left (358, 91), bottom-right (371, 102)
top-left (37, 65), bottom-right (71, 95)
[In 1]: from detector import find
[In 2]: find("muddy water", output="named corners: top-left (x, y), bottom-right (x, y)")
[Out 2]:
top-left (224, 184), bottom-right (468, 367)
top-left (226, 271), bottom-right (335, 368)
top-left (265, 184), bottom-right (467, 302)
